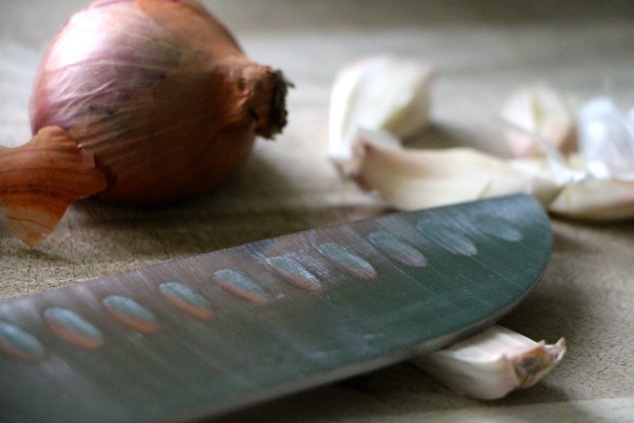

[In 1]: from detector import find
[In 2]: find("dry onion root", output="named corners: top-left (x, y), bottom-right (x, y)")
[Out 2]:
top-left (0, 0), bottom-right (290, 247)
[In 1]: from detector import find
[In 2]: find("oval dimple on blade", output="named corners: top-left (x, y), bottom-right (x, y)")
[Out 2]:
top-left (213, 269), bottom-right (269, 304)
top-left (0, 321), bottom-right (47, 362)
top-left (43, 307), bottom-right (104, 349)
top-left (415, 220), bottom-right (478, 256)
top-left (266, 255), bottom-right (323, 292)
top-left (367, 230), bottom-right (427, 267)
top-left (316, 242), bottom-right (377, 280)
top-left (103, 295), bottom-right (160, 333)
top-left (159, 282), bottom-right (214, 320)
top-left (473, 215), bottom-right (524, 242)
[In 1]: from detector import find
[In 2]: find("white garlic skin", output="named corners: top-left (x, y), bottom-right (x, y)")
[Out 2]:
top-left (576, 97), bottom-right (634, 181)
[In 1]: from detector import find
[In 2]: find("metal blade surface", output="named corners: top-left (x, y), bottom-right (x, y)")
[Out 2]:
top-left (0, 194), bottom-right (552, 423)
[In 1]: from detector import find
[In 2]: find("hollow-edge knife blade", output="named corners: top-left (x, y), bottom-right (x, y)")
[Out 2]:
top-left (0, 194), bottom-right (552, 423)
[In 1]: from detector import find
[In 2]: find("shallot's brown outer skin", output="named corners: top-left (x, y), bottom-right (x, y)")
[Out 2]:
top-left (0, 126), bottom-right (108, 246)
top-left (30, 0), bottom-right (288, 204)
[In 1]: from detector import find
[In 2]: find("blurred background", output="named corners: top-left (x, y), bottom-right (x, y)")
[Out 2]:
top-left (3, 1), bottom-right (634, 45)
top-left (2, 0), bottom-right (634, 153)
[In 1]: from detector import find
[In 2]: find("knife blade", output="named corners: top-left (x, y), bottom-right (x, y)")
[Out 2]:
top-left (0, 194), bottom-right (552, 423)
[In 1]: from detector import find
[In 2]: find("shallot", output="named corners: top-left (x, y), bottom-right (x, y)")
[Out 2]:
top-left (0, 0), bottom-right (289, 247)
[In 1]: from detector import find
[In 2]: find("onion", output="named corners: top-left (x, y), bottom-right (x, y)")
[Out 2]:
top-left (0, 0), bottom-right (289, 247)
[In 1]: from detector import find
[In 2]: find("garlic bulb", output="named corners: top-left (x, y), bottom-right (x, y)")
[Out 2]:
top-left (337, 68), bottom-right (634, 220)
top-left (350, 130), bottom-right (562, 210)
top-left (501, 84), bottom-right (576, 158)
top-left (329, 55), bottom-right (434, 164)
top-left (412, 325), bottom-right (566, 400)
top-left (0, 0), bottom-right (289, 247)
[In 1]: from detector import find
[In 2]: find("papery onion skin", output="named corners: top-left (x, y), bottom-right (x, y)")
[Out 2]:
top-left (0, 126), bottom-right (108, 247)
top-left (1, 0), bottom-right (288, 246)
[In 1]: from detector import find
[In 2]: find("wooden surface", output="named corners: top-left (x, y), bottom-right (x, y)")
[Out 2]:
top-left (2, 1), bottom-right (634, 421)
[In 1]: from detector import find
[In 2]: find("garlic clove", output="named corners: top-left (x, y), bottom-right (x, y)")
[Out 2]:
top-left (329, 55), bottom-right (434, 164)
top-left (501, 84), bottom-right (576, 159)
top-left (411, 325), bottom-right (566, 400)
top-left (0, 126), bottom-right (108, 247)
top-left (541, 97), bottom-right (634, 220)
top-left (350, 130), bottom-right (562, 210)
top-left (548, 176), bottom-right (634, 221)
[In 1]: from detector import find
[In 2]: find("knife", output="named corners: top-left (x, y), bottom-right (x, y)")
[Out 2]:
top-left (0, 194), bottom-right (552, 423)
